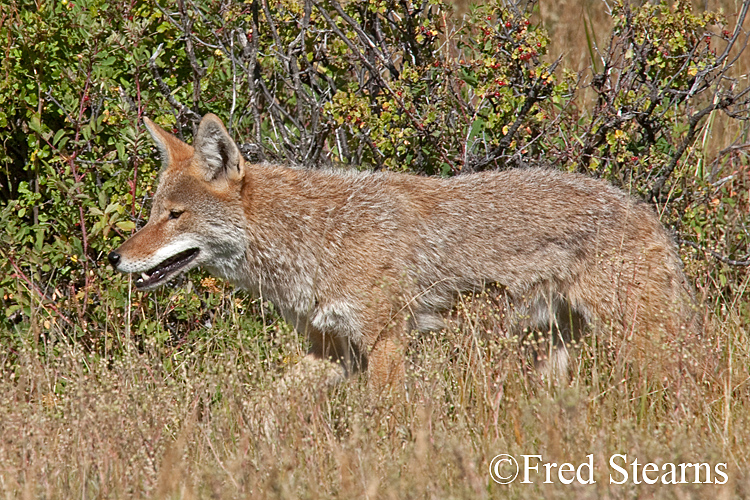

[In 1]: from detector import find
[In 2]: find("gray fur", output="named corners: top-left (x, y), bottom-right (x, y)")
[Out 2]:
top-left (112, 114), bottom-right (698, 389)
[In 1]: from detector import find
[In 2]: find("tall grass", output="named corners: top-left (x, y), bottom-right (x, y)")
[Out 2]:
top-left (0, 285), bottom-right (748, 498)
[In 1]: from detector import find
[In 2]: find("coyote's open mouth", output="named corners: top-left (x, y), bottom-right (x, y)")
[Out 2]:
top-left (135, 248), bottom-right (200, 290)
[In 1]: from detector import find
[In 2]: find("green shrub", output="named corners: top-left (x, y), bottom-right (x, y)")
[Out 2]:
top-left (0, 0), bottom-right (748, 354)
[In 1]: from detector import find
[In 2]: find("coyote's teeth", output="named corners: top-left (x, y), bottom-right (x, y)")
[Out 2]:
top-left (141, 272), bottom-right (150, 281)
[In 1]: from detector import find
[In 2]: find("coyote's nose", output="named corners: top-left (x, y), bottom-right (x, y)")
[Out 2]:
top-left (108, 251), bottom-right (121, 267)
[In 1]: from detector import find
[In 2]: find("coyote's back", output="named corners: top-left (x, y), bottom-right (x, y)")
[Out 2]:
top-left (109, 114), bottom-right (698, 389)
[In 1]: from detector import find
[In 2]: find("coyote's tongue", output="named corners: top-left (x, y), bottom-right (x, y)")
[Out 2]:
top-left (135, 248), bottom-right (199, 289)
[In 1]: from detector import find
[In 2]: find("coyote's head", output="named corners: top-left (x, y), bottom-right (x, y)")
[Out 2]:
top-left (108, 114), bottom-right (248, 290)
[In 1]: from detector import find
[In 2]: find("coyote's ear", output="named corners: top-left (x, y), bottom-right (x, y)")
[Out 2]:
top-left (193, 114), bottom-right (244, 182)
top-left (142, 117), bottom-right (194, 169)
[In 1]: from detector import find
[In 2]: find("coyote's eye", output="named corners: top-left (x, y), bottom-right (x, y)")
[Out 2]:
top-left (169, 210), bottom-right (184, 220)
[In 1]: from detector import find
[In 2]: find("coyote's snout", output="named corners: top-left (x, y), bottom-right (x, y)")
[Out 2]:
top-left (110, 113), bottom-right (697, 389)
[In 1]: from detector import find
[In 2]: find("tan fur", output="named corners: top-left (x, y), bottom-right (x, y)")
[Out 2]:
top-left (109, 114), bottom-right (698, 391)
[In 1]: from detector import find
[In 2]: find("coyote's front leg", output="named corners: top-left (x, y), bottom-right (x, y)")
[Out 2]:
top-left (364, 301), bottom-right (408, 393)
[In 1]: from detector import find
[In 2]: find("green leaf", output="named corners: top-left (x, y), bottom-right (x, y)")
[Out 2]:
top-left (116, 141), bottom-right (126, 163)
top-left (116, 220), bottom-right (136, 231)
top-left (29, 115), bottom-right (43, 134)
top-left (53, 129), bottom-right (66, 146)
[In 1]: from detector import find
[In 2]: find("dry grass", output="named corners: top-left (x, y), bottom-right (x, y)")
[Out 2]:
top-left (1, 285), bottom-right (749, 498)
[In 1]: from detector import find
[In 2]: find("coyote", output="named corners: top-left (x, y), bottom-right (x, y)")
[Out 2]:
top-left (109, 114), bottom-right (697, 389)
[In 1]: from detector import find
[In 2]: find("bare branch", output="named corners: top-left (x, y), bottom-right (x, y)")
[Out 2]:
top-left (148, 44), bottom-right (202, 124)
top-left (650, 95), bottom-right (737, 200)
top-left (680, 239), bottom-right (750, 267)
top-left (327, 0), bottom-right (400, 78)
top-left (471, 58), bottom-right (562, 171)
